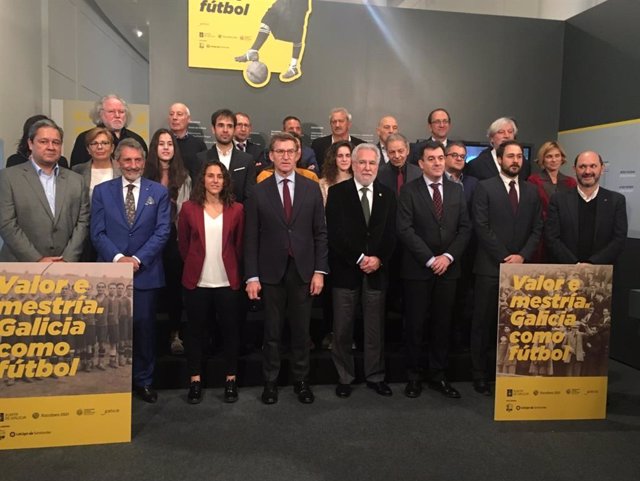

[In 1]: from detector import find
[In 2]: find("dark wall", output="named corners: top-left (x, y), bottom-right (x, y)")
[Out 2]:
top-left (149, 2), bottom-right (564, 149)
top-left (561, 0), bottom-right (640, 369)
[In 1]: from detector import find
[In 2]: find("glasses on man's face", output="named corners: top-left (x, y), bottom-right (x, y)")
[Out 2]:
top-left (89, 141), bottom-right (112, 148)
top-left (272, 149), bottom-right (297, 157)
top-left (446, 153), bottom-right (466, 161)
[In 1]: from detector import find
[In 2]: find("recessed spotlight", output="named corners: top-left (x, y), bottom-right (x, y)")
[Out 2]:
top-left (133, 28), bottom-right (143, 38)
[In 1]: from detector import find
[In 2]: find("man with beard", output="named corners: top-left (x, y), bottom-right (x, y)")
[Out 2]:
top-left (470, 140), bottom-right (542, 395)
top-left (70, 94), bottom-right (148, 166)
top-left (545, 151), bottom-right (627, 265)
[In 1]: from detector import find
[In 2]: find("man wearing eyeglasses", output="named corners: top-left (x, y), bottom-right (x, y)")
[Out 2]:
top-left (0, 119), bottom-right (89, 262)
top-left (244, 132), bottom-right (328, 405)
top-left (70, 94), bottom-right (148, 167)
top-left (465, 116), bottom-right (531, 181)
top-left (409, 108), bottom-right (452, 164)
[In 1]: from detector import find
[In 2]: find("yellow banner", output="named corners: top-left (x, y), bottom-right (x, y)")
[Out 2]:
top-left (0, 263), bottom-right (133, 449)
top-left (188, 0), bottom-right (313, 88)
top-left (495, 264), bottom-right (613, 421)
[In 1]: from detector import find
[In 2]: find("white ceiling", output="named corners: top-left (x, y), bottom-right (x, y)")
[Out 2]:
top-left (93, 0), bottom-right (607, 61)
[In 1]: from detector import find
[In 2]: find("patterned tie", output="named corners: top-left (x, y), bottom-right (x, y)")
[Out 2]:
top-left (238, 142), bottom-right (246, 152)
top-left (360, 187), bottom-right (371, 225)
top-left (125, 184), bottom-right (136, 226)
top-left (431, 183), bottom-right (443, 220)
top-left (282, 178), bottom-right (292, 222)
top-left (508, 180), bottom-right (518, 214)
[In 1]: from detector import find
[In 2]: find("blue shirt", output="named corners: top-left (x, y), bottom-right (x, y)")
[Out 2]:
top-left (30, 158), bottom-right (59, 215)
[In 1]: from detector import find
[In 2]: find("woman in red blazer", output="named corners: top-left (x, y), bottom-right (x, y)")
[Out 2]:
top-left (178, 160), bottom-right (244, 404)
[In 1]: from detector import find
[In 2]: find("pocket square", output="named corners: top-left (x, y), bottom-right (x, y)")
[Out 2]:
top-left (233, 166), bottom-right (246, 172)
top-left (144, 196), bottom-right (156, 206)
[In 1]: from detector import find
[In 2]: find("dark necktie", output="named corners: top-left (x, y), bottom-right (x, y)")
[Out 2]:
top-left (125, 184), bottom-right (136, 226)
top-left (508, 180), bottom-right (518, 214)
top-left (361, 187), bottom-right (370, 225)
top-left (396, 168), bottom-right (404, 194)
top-left (238, 142), bottom-right (246, 152)
top-left (431, 182), bottom-right (443, 220)
top-left (282, 178), bottom-right (292, 222)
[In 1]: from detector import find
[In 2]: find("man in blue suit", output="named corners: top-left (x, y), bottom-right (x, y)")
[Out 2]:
top-left (91, 138), bottom-right (171, 403)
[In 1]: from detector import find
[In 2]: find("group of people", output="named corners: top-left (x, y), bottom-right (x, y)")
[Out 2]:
top-left (0, 94), bottom-right (628, 406)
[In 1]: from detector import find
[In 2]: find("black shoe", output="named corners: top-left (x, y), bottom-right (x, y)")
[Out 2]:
top-left (261, 382), bottom-right (278, 405)
top-left (428, 379), bottom-right (461, 399)
top-left (335, 383), bottom-right (352, 398)
top-left (366, 381), bottom-right (393, 397)
top-left (404, 380), bottom-right (422, 398)
top-left (187, 381), bottom-right (202, 404)
top-left (473, 380), bottom-right (492, 396)
top-left (224, 379), bottom-right (238, 403)
top-left (135, 385), bottom-right (158, 403)
top-left (294, 381), bottom-right (315, 404)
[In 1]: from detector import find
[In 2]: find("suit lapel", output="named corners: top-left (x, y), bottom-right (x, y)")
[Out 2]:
top-left (265, 175), bottom-right (287, 225)
top-left (21, 164), bottom-right (54, 221)
top-left (568, 189), bottom-right (580, 241)
top-left (53, 168), bottom-right (68, 225)
top-left (290, 173), bottom-right (307, 224)
top-left (134, 179), bottom-right (151, 225)
top-left (417, 178), bottom-right (438, 221)
top-left (369, 182), bottom-right (386, 228)
top-left (348, 180), bottom-right (367, 227)
top-left (112, 178), bottom-right (129, 226)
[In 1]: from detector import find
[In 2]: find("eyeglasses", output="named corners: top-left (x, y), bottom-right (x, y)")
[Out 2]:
top-left (89, 141), bottom-right (112, 148)
top-left (272, 149), bottom-right (297, 157)
top-left (446, 153), bottom-right (466, 160)
top-left (430, 119), bottom-right (450, 125)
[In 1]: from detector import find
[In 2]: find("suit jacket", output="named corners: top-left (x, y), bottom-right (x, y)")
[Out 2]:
top-left (70, 126), bottom-right (148, 167)
top-left (397, 177), bottom-right (471, 280)
top-left (326, 179), bottom-right (396, 290)
top-left (178, 200), bottom-right (244, 290)
top-left (235, 139), bottom-right (264, 164)
top-left (0, 162), bottom-right (89, 262)
top-left (466, 147), bottom-right (531, 182)
top-left (472, 176), bottom-right (543, 276)
top-left (72, 160), bottom-right (122, 196)
top-left (407, 137), bottom-right (448, 165)
top-left (545, 187), bottom-right (627, 264)
top-left (377, 162), bottom-right (422, 197)
top-left (90, 177), bottom-right (171, 289)
top-left (196, 147), bottom-right (256, 203)
top-left (311, 134), bottom-right (364, 171)
top-left (244, 172), bottom-right (328, 284)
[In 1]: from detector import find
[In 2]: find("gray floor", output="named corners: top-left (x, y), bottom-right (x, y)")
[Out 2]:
top-left (2, 360), bottom-right (640, 481)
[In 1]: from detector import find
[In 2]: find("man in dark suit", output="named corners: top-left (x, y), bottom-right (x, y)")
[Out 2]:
top-left (471, 140), bottom-right (542, 395)
top-left (0, 119), bottom-right (89, 262)
top-left (375, 115), bottom-right (399, 164)
top-left (311, 107), bottom-right (364, 170)
top-left (244, 132), bottom-right (328, 405)
top-left (196, 109), bottom-right (256, 203)
top-left (377, 133), bottom-right (422, 196)
top-left (408, 108), bottom-right (452, 164)
top-left (168, 102), bottom-right (207, 182)
top-left (397, 140), bottom-right (472, 399)
top-left (546, 150), bottom-right (627, 264)
top-left (234, 112), bottom-right (265, 164)
top-left (465, 117), bottom-right (531, 181)
top-left (70, 94), bottom-right (148, 167)
top-left (326, 143), bottom-right (397, 398)
top-left (91, 138), bottom-right (171, 403)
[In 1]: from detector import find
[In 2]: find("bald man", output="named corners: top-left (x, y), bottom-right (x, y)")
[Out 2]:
top-left (375, 115), bottom-right (399, 164)
top-left (168, 102), bottom-right (207, 181)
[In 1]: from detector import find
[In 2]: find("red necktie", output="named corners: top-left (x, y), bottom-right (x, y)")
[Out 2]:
top-left (431, 182), bottom-right (443, 220)
top-left (282, 178), bottom-right (292, 222)
top-left (396, 168), bottom-right (404, 193)
top-left (509, 180), bottom-right (518, 214)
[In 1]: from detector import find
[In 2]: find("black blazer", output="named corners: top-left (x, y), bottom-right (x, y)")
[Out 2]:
top-left (397, 177), bottom-right (471, 280)
top-left (326, 179), bottom-right (396, 290)
top-left (472, 176), bottom-right (542, 276)
top-left (545, 187), bottom-right (627, 264)
top-left (466, 148), bottom-right (531, 182)
top-left (311, 134), bottom-right (364, 170)
top-left (244, 172), bottom-right (328, 284)
top-left (196, 147), bottom-right (256, 203)
top-left (377, 162), bottom-right (422, 197)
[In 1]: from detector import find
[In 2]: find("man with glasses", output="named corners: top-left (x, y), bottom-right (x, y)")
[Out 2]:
top-left (465, 116), bottom-right (531, 181)
top-left (196, 108), bottom-right (256, 203)
top-left (245, 132), bottom-right (328, 405)
top-left (409, 108), bottom-right (452, 164)
top-left (0, 119), bottom-right (89, 262)
top-left (233, 112), bottom-right (264, 164)
top-left (70, 94), bottom-right (148, 167)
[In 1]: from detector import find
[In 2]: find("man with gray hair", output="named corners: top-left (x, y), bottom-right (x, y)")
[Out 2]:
top-left (168, 102), bottom-right (207, 181)
top-left (465, 116), bottom-right (530, 181)
top-left (325, 143), bottom-right (397, 398)
top-left (311, 107), bottom-right (364, 171)
top-left (70, 94), bottom-right (148, 167)
top-left (0, 119), bottom-right (89, 262)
